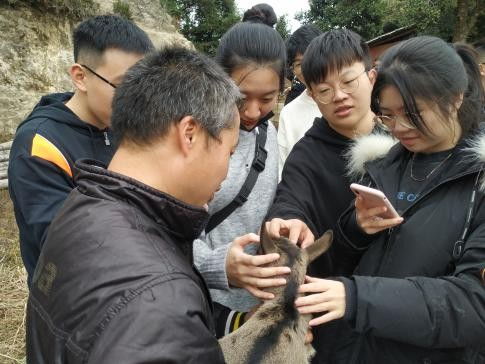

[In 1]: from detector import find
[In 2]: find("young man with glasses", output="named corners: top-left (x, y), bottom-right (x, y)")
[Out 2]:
top-left (277, 24), bottom-right (322, 178)
top-left (266, 29), bottom-right (378, 363)
top-left (8, 15), bottom-right (154, 286)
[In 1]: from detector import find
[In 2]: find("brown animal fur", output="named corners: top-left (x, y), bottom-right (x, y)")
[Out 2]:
top-left (219, 227), bottom-right (333, 364)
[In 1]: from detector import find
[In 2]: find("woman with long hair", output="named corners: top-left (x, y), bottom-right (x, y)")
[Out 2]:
top-left (295, 36), bottom-right (485, 363)
top-left (194, 18), bottom-right (288, 314)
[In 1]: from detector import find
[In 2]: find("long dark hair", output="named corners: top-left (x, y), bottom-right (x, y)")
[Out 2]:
top-left (215, 22), bottom-right (286, 91)
top-left (372, 36), bottom-right (482, 137)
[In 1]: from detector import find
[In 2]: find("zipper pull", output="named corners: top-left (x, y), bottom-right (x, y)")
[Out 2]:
top-left (104, 131), bottom-right (110, 146)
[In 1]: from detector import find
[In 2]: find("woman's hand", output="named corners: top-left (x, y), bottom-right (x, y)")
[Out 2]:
top-left (226, 233), bottom-right (291, 300)
top-left (295, 276), bottom-right (346, 326)
top-left (266, 218), bottom-right (315, 248)
top-left (355, 195), bottom-right (403, 234)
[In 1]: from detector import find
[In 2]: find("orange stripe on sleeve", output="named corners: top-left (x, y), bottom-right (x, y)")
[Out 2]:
top-left (31, 134), bottom-right (72, 177)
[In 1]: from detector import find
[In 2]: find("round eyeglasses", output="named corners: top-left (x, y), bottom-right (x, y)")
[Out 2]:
top-left (375, 114), bottom-right (417, 130)
top-left (313, 69), bottom-right (367, 104)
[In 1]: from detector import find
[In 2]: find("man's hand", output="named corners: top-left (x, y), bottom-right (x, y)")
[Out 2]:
top-left (226, 233), bottom-right (291, 300)
top-left (266, 218), bottom-right (315, 248)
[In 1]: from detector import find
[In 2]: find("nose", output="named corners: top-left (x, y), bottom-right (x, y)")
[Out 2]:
top-left (332, 87), bottom-right (348, 102)
top-left (392, 118), bottom-right (410, 134)
top-left (242, 100), bottom-right (261, 121)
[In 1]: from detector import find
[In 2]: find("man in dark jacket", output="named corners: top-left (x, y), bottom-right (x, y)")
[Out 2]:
top-left (27, 48), bottom-right (241, 362)
top-left (266, 30), bottom-right (379, 363)
top-left (8, 15), bottom-right (154, 285)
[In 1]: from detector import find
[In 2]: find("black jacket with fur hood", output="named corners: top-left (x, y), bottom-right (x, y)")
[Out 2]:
top-left (332, 130), bottom-right (485, 364)
top-left (26, 160), bottom-right (226, 364)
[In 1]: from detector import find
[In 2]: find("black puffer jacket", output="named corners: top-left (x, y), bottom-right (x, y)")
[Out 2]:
top-left (331, 131), bottom-right (485, 363)
top-left (27, 160), bottom-right (226, 363)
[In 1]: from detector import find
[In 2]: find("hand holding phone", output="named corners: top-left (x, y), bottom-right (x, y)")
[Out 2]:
top-left (350, 183), bottom-right (400, 219)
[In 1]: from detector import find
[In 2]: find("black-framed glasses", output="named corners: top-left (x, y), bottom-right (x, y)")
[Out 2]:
top-left (81, 64), bottom-right (117, 89)
top-left (312, 69), bottom-right (367, 104)
top-left (375, 114), bottom-right (417, 130)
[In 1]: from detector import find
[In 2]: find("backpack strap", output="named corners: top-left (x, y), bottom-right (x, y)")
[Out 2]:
top-left (451, 171), bottom-right (481, 261)
top-left (205, 121), bottom-right (268, 234)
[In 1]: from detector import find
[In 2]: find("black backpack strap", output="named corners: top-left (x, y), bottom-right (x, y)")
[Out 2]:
top-left (451, 171), bottom-right (481, 262)
top-left (205, 122), bottom-right (268, 234)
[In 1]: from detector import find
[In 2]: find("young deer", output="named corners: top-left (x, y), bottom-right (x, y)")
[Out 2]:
top-left (219, 226), bottom-right (333, 364)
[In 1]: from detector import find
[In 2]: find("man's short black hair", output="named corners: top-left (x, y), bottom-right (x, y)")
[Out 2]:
top-left (73, 15), bottom-right (154, 66)
top-left (286, 24), bottom-right (322, 66)
top-left (111, 47), bottom-right (241, 146)
top-left (302, 29), bottom-right (372, 87)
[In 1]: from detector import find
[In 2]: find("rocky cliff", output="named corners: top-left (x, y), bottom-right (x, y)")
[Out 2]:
top-left (0, 0), bottom-right (191, 138)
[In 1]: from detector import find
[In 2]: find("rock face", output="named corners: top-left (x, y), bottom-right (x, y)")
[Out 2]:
top-left (0, 1), bottom-right (191, 138)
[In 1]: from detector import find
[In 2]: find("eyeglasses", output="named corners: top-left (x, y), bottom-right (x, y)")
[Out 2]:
top-left (312, 69), bottom-right (367, 104)
top-left (81, 64), bottom-right (117, 89)
top-left (375, 114), bottom-right (417, 130)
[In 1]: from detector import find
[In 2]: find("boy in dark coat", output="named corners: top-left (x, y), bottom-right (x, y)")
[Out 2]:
top-left (266, 29), bottom-right (379, 363)
top-left (8, 15), bottom-right (154, 285)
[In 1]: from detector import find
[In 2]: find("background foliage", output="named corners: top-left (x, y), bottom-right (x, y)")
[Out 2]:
top-left (297, 0), bottom-right (483, 42)
top-left (113, 0), bottom-right (133, 20)
top-left (160, 0), bottom-right (240, 55)
top-left (275, 14), bottom-right (291, 40)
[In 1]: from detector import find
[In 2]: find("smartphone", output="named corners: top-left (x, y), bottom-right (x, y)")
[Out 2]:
top-left (350, 183), bottom-right (400, 219)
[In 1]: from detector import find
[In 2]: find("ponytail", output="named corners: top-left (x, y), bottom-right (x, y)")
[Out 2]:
top-left (453, 43), bottom-right (484, 132)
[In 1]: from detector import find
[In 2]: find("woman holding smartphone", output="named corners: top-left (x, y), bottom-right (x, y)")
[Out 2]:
top-left (295, 36), bottom-right (485, 363)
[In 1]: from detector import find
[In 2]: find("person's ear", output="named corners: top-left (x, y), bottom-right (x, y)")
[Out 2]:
top-left (69, 64), bottom-right (88, 92)
top-left (367, 68), bottom-right (377, 86)
top-left (307, 84), bottom-right (317, 102)
top-left (454, 93), bottom-right (464, 111)
top-left (177, 116), bottom-right (200, 157)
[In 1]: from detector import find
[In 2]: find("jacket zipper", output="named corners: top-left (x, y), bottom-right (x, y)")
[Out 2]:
top-left (366, 168), bottom-right (481, 274)
top-left (104, 131), bottom-right (111, 146)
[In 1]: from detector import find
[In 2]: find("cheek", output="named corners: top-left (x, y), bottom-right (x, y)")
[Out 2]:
top-left (352, 87), bottom-right (371, 106)
top-left (262, 98), bottom-right (278, 115)
top-left (218, 155), bottom-right (231, 179)
top-left (89, 89), bottom-right (114, 116)
top-left (317, 104), bottom-right (333, 119)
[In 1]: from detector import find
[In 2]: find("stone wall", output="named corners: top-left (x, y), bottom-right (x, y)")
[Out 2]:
top-left (0, 0), bottom-right (191, 138)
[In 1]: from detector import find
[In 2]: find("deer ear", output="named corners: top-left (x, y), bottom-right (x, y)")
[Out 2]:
top-left (260, 222), bottom-right (277, 255)
top-left (305, 230), bottom-right (333, 263)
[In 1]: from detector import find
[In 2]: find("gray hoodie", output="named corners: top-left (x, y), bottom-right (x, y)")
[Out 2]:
top-left (193, 123), bottom-right (278, 311)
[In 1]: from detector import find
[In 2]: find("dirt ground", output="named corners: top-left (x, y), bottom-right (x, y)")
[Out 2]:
top-left (0, 189), bottom-right (26, 363)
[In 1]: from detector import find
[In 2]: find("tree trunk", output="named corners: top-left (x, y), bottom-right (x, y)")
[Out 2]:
top-left (453, 0), bottom-right (480, 42)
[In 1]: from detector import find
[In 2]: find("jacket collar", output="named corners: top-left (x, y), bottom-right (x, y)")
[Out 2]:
top-left (346, 128), bottom-right (485, 191)
top-left (74, 159), bottom-right (210, 244)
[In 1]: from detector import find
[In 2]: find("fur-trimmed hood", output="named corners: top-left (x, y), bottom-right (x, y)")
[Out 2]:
top-left (345, 129), bottom-right (485, 191)
top-left (344, 132), bottom-right (397, 180)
